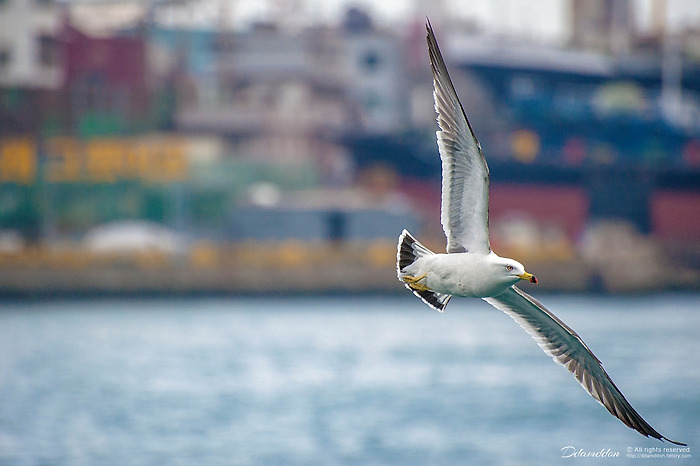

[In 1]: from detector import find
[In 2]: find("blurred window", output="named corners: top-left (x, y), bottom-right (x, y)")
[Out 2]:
top-left (38, 35), bottom-right (59, 67)
top-left (510, 75), bottom-right (537, 99)
top-left (0, 138), bottom-right (36, 184)
top-left (0, 47), bottom-right (10, 68)
top-left (361, 49), bottom-right (381, 73)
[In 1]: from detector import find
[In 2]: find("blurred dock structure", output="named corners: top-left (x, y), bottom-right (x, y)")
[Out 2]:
top-left (1, 1), bottom-right (699, 295)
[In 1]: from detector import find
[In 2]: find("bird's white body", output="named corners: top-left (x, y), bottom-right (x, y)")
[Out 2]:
top-left (402, 252), bottom-right (523, 298)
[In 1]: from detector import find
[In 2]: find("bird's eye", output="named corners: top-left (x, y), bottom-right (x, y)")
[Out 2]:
top-left (506, 265), bottom-right (514, 271)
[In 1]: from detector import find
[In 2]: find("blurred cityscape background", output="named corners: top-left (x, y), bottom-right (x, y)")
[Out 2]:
top-left (1, 0), bottom-right (700, 295)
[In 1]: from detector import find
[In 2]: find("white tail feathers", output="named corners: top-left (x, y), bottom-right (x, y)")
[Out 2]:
top-left (396, 229), bottom-right (452, 312)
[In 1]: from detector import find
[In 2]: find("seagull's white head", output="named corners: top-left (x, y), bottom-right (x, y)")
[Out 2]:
top-left (491, 256), bottom-right (538, 287)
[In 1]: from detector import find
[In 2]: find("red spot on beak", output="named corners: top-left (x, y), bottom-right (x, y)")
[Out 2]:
top-left (530, 276), bottom-right (538, 284)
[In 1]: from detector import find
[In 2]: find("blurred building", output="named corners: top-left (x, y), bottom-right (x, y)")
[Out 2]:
top-left (0, 2), bottom-right (699, 282)
top-left (571, 0), bottom-right (634, 54)
top-left (0, 0), bottom-right (62, 136)
top-left (173, 23), bottom-right (351, 166)
top-left (63, 24), bottom-right (149, 137)
top-left (0, 0), bottom-right (62, 89)
top-left (342, 8), bottom-right (409, 134)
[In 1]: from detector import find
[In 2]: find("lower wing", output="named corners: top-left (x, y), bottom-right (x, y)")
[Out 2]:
top-left (484, 286), bottom-right (685, 445)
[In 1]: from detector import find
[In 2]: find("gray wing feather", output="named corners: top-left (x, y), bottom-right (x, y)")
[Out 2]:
top-left (427, 21), bottom-right (490, 254)
top-left (484, 286), bottom-right (685, 445)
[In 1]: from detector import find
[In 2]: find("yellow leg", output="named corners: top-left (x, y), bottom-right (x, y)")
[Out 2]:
top-left (402, 272), bottom-right (430, 292)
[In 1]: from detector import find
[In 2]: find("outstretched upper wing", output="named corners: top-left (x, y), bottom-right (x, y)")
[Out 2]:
top-left (427, 21), bottom-right (490, 255)
top-left (484, 286), bottom-right (685, 445)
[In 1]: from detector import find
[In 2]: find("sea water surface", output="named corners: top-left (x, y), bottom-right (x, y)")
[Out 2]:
top-left (0, 294), bottom-right (698, 465)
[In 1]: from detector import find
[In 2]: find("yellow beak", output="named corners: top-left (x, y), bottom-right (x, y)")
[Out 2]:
top-left (518, 272), bottom-right (538, 284)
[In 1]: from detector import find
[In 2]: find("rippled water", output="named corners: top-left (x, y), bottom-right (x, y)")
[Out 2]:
top-left (0, 294), bottom-right (698, 465)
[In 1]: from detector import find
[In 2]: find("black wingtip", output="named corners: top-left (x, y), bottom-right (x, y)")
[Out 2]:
top-left (662, 436), bottom-right (687, 447)
top-left (426, 18), bottom-right (435, 41)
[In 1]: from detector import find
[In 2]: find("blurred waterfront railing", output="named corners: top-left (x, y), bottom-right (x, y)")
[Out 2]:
top-left (0, 239), bottom-right (396, 269)
top-left (0, 239), bottom-right (398, 295)
top-left (2, 233), bottom-right (696, 296)
top-left (0, 238), bottom-right (587, 295)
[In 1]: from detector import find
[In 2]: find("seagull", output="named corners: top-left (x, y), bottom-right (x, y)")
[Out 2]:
top-left (396, 20), bottom-right (685, 446)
